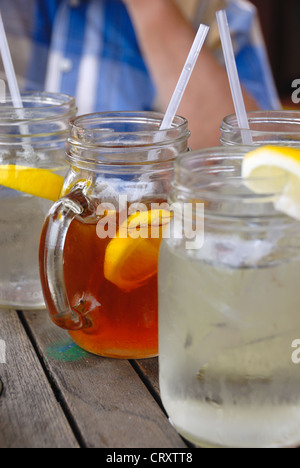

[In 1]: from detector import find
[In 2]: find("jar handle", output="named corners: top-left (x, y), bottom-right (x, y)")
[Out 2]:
top-left (39, 185), bottom-right (93, 331)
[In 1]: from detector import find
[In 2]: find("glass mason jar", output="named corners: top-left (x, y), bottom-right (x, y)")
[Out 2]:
top-left (39, 111), bottom-right (190, 359)
top-left (159, 146), bottom-right (300, 448)
top-left (0, 92), bottom-right (77, 309)
top-left (220, 110), bottom-right (300, 146)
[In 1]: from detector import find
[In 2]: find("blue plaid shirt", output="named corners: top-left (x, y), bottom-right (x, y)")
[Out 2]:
top-left (1, 0), bottom-right (281, 115)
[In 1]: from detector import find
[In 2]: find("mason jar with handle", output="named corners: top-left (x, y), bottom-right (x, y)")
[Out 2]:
top-left (39, 111), bottom-right (190, 359)
top-left (0, 92), bottom-right (77, 310)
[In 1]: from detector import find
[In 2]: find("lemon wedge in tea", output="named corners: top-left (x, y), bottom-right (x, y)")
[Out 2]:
top-left (104, 209), bottom-right (172, 291)
top-left (0, 165), bottom-right (64, 201)
top-left (242, 146), bottom-right (300, 220)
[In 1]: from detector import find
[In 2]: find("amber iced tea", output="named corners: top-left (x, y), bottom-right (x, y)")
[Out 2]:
top-left (39, 111), bottom-right (190, 359)
top-left (41, 204), bottom-right (169, 358)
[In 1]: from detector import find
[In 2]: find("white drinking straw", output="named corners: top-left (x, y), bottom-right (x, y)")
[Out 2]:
top-left (216, 9), bottom-right (253, 145)
top-left (0, 10), bottom-right (23, 108)
top-left (0, 10), bottom-right (32, 156)
top-left (160, 23), bottom-right (210, 131)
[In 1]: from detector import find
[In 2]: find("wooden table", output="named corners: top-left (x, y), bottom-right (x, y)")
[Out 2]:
top-left (0, 308), bottom-right (190, 449)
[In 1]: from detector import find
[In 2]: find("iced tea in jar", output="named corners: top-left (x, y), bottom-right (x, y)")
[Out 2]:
top-left (39, 111), bottom-right (190, 359)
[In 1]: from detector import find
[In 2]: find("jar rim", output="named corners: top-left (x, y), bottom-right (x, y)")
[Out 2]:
top-left (221, 110), bottom-right (300, 134)
top-left (0, 91), bottom-right (77, 122)
top-left (67, 111), bottom-right (190, 167)
top-left (69, 111), bottom-right (188, 140)
top-left (175, 146), bottom-right (287, 194)
top-left (172, 146), bottom-right (300, 223)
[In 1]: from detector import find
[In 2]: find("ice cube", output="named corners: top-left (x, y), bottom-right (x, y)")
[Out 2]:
top-left (193, 232), bottom-right (280, 268)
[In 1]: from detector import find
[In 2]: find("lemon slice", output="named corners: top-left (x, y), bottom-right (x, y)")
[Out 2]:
top-left (0, 165), bottom-right (64, 201)
top-left (242, 146), bottom-right (300, 220)
top-left (104, 209), bottom-right (171, 291)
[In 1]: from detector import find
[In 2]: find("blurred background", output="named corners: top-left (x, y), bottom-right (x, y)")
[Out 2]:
top-left (251, 0), bottom-right (300, 109)
top-left (0, 0), bottom-right (298, 111)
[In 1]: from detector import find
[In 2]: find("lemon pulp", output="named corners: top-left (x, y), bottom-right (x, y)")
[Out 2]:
top-left (242, 146), bottom-right (300, 220)
top-left (104, 209), bottom-right (171, 291)
top-left (0, 165), bottom-right (64, 201)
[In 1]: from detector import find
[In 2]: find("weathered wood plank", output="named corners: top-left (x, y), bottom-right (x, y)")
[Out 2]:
top-left (23, 309), bottom-right (187, 448)
top-left (132, 358), bottom-right (160, 396)
top-left (0, 309), bottom-right (79, 448)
